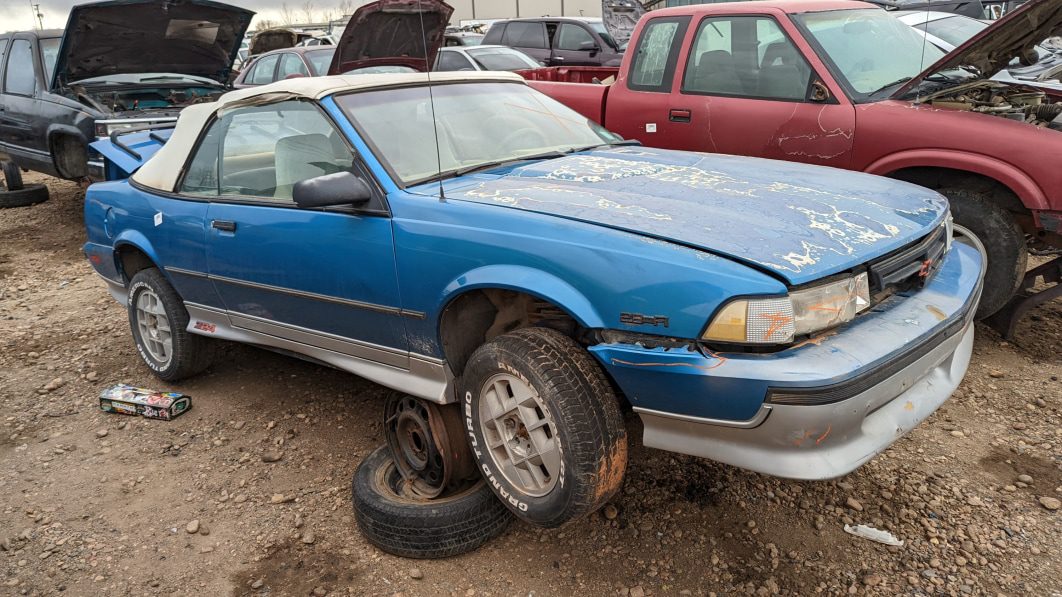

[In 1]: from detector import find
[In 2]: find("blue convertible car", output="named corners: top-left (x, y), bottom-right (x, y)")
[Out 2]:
top-left (85, 72), bottom-right (983, 537)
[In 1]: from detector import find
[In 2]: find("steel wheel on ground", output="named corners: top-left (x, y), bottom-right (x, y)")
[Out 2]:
top-left (352, 445), bottom-right (513, 559)
top-left (127, 268), bottom-right (215, 381)
top-left (461, 327), bottom-right (627, 528)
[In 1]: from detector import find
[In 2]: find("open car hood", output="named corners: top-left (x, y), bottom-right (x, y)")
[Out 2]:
top-left (327, 0), bottom-right (453, 75)
top-left (602, 0), bottom-right (645, 47)
top-left (52, 0), bottom-right (253, 89)
top-left (896, 0), bottom-right (1062, 97)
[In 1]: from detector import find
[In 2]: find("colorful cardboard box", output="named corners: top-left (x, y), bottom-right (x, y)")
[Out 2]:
top-left (99, 384), bottom-right (191, 420)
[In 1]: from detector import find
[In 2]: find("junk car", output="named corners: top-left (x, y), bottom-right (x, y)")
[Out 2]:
top-left (84, 72), bottom-right (984, 556)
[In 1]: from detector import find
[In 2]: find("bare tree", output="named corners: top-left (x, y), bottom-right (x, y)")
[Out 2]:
top-left (279, 2), bottom-right (295, 25)
top-left (301, 1), bottom-right (316, 23)
top-left (256, 17), bottom-right (277, 31)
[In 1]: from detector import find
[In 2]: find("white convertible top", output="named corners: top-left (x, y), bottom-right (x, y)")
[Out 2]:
top-left (132, 71), bottom-right (525, 192)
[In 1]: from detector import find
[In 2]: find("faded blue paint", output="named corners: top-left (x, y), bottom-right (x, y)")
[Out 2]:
top-left (434, 146), bottom-right (948, 285)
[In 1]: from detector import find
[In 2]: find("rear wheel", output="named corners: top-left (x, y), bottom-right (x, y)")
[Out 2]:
top-left (938, 186), bottom-right (1027, 318)
top-left (127, 268), bottom-right (215, 381)
top-left (461, 327), bottom-right (627, 528)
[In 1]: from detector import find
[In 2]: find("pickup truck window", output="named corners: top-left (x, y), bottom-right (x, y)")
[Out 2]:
top-left (0, 40), bottom-right (7, 81)
top-left (39, 38), bottom-right (60, 84)
top-left (793, 9), bottom-right (946, 101)
top-left (682, 16), bottom-right (812, 101)
top-left (556, 24), bottom-right (595, 51)
top-left (336, 82), bottom-right (617, 186)
top-left (627, 17), bottom-right (690, 92)
top-left (503, 22), bottom-right (548, 50)
top-left (180, 100), bottom-right (354, 202)
top-left (4, 40), bottom-right (36, 96)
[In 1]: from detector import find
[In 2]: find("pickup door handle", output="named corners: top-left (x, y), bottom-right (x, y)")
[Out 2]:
top-left (669, 109), bottom-right (692, 123)
top-left (211, 220), bottom-right (236, 232)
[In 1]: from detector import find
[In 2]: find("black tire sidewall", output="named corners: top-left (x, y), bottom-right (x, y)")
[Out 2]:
top-left (461, 345), bottom-right (578, 526)
top-left (127, 270), bottom-right (188, 380)
top-left (2, 161), bottom-right (23, 191)
top-left (941, 186), bottom-right (1027, 318)
top-left (0, 184), bottom-right (48, 208)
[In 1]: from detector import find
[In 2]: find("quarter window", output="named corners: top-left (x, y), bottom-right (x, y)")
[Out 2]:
top-left (249, 54), bottom-right (280, 85)
top-left (682, 16), bottom-right (812, 101)
top-left (179, 101), bottom-right (355, 202)
top-left (4, 40), bottom-right (36, 96)
top-left (555, 24), bottom-right (595, 51)
top-left (502, 22), bottom-right (547, 49)
top-left (627, 17), bottom-right (690, 92)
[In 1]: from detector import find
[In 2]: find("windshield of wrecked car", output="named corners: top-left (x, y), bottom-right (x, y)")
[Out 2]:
top-left (794, 9), bottom-right (948, 100)
top-left (306, 48), bottom-right (336, 75)
top-left (914, 15), bottom-right (987, 48)
top-left (39, 38), bottom-right (60, 83)
top-left (466, 47), bottom-right (540, 70)
top-left (336, 82), bottom-right (621, 186)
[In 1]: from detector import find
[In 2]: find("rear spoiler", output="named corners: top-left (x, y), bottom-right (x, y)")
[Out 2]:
top-left (89, 124), bottom-right (176, 181)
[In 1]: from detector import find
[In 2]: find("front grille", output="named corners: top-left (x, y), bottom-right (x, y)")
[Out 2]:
top-left (866, 224), bottom-right (948, 294)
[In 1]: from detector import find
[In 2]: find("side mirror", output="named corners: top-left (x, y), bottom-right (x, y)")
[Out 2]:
top-left (809, 80), bottom-right (832, 103)
top-left (293, 171), bottom-right (372, 209)
top-left (578, 40), bottom-right (600, 53)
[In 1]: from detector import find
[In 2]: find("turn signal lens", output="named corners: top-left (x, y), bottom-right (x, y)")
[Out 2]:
top-left (703, 300), bottom-right (749, 342)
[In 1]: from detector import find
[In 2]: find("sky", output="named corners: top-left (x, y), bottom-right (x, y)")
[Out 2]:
top-left (1, 0), bottom-right (374, 32)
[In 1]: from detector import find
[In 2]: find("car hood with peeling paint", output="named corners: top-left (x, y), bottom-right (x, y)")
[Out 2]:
top-left (438, 146), bottom-right (948, 286)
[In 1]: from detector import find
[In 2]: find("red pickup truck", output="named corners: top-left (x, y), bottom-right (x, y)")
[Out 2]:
top-left (526, 0), bottom-right (1062, 331)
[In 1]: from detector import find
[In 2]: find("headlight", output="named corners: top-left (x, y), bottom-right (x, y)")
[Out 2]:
top-left (703, 273), bottom-right (871, 345)
top-left (95, 121), bottom-right (141, 139)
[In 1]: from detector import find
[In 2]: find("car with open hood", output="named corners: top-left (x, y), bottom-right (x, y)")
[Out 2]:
top-left (82, 72), bottom-right (982, 548)
top-left (327, 0), bottom-right (453, 75)
top-left (0, 0), bottom-right (252, 181)
top-left (526, 0), bottom-right (1062, 335)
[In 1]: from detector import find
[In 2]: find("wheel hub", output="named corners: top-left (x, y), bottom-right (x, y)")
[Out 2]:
top-left (134, 289), bottom-right (172, 365)
top-left (477, 373), bottom-right (560, 497)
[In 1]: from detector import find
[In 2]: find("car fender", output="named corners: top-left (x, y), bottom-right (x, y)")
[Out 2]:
top-left (864, 149), bottom-right (1048, 210)
top-left (111, 230), bottom-right (162, 282)
top-left (437, 264), bottom-right (606, 329)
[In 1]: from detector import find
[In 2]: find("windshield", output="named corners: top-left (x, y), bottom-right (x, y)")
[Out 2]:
top-left (795, 9), bottom-right (948, 100)
top-left (466, 47), bottom-right (540, 70)
top-left (336, 82), bottom-right (621, 186)
top-left (589, 22), bottom-right (621, 50)
top-left (305, 48), bottom-right (336, 75)
top-left (915, 15), bottom-right (987, 48)
top-left (39, 38), bottom-right (60, 83)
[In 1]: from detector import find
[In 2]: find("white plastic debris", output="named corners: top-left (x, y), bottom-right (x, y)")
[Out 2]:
top-left (844, 524), bottom-right (904, 547)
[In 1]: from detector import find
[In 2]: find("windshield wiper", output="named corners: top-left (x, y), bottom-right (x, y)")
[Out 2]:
top-left (868, 76), bottom-right (914, 97)
top-left (451, 150), bottom-right (571, 178)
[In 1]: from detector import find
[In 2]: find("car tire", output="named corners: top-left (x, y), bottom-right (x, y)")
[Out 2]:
top-left (939, 186), bottom-right (1027, 318)
top-left (0, 184), bottom-right (48, 209)
top-left (461, 327), bottom-right (627, 528)
top-left (2, 161), bottom-right (25, 191)
top-left (127, 268), bottom-right (215, 381)
top-left (352, 445), bottom-right (514, 559)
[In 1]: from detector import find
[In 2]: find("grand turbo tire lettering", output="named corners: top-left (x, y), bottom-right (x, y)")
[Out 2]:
top-left (465, 390), bottom-right (529, 512)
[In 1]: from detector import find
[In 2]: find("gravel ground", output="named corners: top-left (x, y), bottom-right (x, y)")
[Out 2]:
top-left (1, 173), bottom-right (1060, 597)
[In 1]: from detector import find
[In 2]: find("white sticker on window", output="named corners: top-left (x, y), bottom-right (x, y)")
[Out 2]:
top-left (154, 212), bottom-right (163, 227)
top-left (646, 123), bottom-right (657, 133)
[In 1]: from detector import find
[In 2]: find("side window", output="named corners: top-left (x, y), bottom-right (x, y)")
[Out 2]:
top-left (502, 22), bottom-right (547, 49)
top-left (277, 53), bottom-right (309, 79)
top-left (180, 101), bottom-right (355, 203)
top-left (627, 17), bottom-right (690, 93)
top-left (682, 16), bottom-right (813, 101)
top-left (249, 54), bottom-right (280, 85)
top-left (555, 24), bottom-right (596, 51)
top-left (436, 51), bottom-right (475, 72)
top-left (4, 40), bottom-right (36, 96)
top-left (0, 40), bottom-right (8, 83)
top-left (39, 38), bottom-right (60, 83)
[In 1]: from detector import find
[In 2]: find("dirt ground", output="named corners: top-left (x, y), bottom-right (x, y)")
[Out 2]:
top-left (1, 173), bottom-right (1060, 597)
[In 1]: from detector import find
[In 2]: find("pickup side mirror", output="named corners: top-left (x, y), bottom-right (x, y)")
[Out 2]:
top-left (293, 171), bottom-right (372, 209)
top-left (578, 40), bottom-right (600, 53)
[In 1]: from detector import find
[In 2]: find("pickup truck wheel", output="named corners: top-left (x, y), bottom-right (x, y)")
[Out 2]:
top-left (352, 445), bottom-right (513, 559)
top-left (127, 269), bottom-right (215, 381)
top-left (461, 327), bottom-right (627, 528)
top-left (939, 186), bottom-right (1027, 318)
top-left (2, 161), bottom-right (24, 191)
top-left (0, 184), bottom-right (49, 208)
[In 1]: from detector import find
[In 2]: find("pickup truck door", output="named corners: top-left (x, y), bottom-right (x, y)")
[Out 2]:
top-left (189, 100), bottom-right (410, 362)
top-left (551, 23), bottom-right (602, 67)
top-left (611, 14), bottom-right (855, 169)
top-left (0, 38), bottom-right (47, 158)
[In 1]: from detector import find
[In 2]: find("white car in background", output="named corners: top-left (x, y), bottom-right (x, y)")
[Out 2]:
top-left (896, 10), bottom-right (1062, 90)
top-left (434, 45), bottom-right (542, 72)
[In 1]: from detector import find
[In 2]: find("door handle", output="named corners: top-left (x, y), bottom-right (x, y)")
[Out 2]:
top-left (669, 109), bottom-right (692, 123)
top-left (211, 220), bottom-right (236, 232)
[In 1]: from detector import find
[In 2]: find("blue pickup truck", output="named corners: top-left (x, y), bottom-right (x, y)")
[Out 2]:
top-left (85, 71), bottom-right (983, 554)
